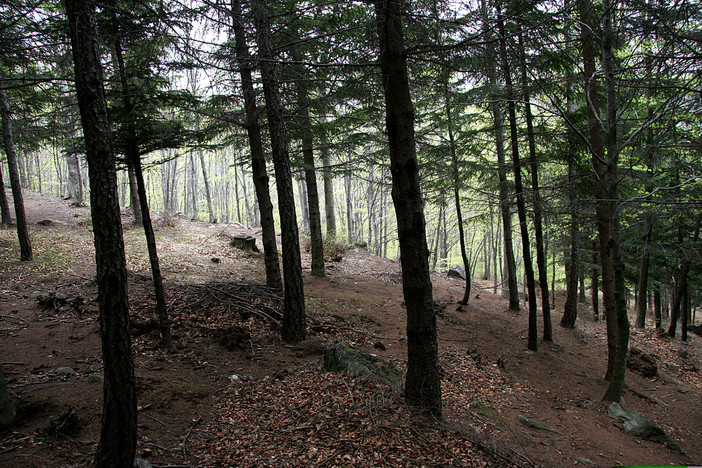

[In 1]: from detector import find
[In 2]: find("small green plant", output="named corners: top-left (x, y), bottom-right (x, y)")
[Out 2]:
top-left (323, 235), bottom-right (348, 262)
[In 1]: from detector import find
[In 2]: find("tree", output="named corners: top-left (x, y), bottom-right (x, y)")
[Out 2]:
top-left (108, 2), bottom-right (172, 348)
top-left (497, 9), bottom-right (538, 351)
top-left (375, 0), bottom-right (441, 417)
top-left (64, 0), bottom-right (137, 464)
top-left (230, 0), bottom-right (282, 290)
top-left (0, 82), bottom-right (32, 261)
top-left (252, 0), bottom-right (307, 342)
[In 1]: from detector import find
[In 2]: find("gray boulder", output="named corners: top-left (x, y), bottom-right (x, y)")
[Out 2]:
top-left (608, 402), bottom-right (684, 453)
top-left (322, 342), bottom-right (404, 390)
top-left (448, 265), bottom-right (466, 280)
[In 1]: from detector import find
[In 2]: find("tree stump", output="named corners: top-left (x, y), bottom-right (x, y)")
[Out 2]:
top-left (229, 235), bottom-right (260, 252)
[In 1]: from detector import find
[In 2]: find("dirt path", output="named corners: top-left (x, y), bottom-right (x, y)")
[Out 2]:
top-left (1, 191), bottom-right (700, 467)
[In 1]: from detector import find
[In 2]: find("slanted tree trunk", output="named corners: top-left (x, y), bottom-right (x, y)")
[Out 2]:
top-left (498, 12), bottom-right (538, 351)
top-left (375, 0), bottom-right (441, 417)
top-left (230, 0), bottom-right (282, 290)
top-left (112, 17), bottom-right (172, 349)
top-left (0, 83), bottom-right (32, 261)
top-left (252, 0), bottom-right (306, 342)
top-left (65, 0), bottom-right (137, 464)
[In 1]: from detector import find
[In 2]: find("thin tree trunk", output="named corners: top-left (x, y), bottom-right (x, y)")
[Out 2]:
top-left (518, 29), bottom-right (551, 341)
top-left (252, 0), bottom-right (306, 342)
top-left (112, 21), bottom-right (172, 348)
top-left (0, 83), bottom-right (32, 261)
top-left (321, 139), bottom-right (336, 237)
top-left (294, 68), bottom-right (324, 277)
top-left (65, 0), bottom-right (136, 464)
top-left (0, 164), bottom-right (12, 226)
top-left (654, 288), bottom-right (661, 329)
top-left (199, 151), bottom-right (216, 223)
top-left (484, 7), bottom-right (519, 311)
top-left (127, 165), bottom-right (142, 225)
top-left (498, 12), bottom-right (537, 351)
top-left (592, 241), bottom-right (600, 321)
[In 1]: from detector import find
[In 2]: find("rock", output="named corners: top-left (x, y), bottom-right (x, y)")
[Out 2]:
top-left (688, 324), bottom-right (702, 338)
top-left (666, 363), bottom-right (680, 373)
top-left (677, 345), bottom-right (689, 359)
top-left (470, 400), bottom-right (508, 428)
top-left (608, 402), bottom-right (685, 454)
top-left (626, 347), bottom-right (657, 378)
top-left (133, 458), bottom-right (153, 468)
top-left (53, 367), bottom-right (74, 376)
top-left (322, 342), bottom-right (404, 390)
top-left (447, 265), bottom-right (466, 280)
top-left (516, 414), bottom-right (560, 434)
top-left (574, 457), bottom-right (596, 467)
top-left (87, 373), bottom-right (104, 384)
top-left (43, 407), bottom-right (80, 437)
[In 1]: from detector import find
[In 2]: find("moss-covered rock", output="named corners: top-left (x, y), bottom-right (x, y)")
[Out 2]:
top-left (322, 342), bottom-right (404, 391)
top-left (516, 414), bottom-right (560, 434)
top-left (470, 400), bottom-right (509, 428)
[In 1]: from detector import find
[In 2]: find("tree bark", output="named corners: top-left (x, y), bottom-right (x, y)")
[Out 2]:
top-left (66, 152), bottom-right (83, 204)
top-left (199, 151), bottom-right (216, 223)
top-left (518, 29), bottom-right (551, 341)
top-left (112, 18), bottom-right (172, 349)
top-left (321, 139), bottom-right (336, 237)
top-left (252, 0), bottom-right (306, 342)
top-left (295, 69), bottom-right (325, 277)
top-left (127, 165), bottom-right (142, 225)
top-left (498, 12), bottom-right (538, 351)
top-left (0, 164), bottom-right (13, 226)
top-left (484, 7), bottom-right (519, 311)
top-left (0, 83), bottom-right (32, 261)
top-left (64, 0), bottom-right (137, 464)
top-left (230, 0), bottom-right (282, 290)
top-left (375, 0), bottom-right (441, 417)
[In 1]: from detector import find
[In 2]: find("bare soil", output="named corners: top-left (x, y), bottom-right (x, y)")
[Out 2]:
top-left (1, 190), bottom-right (700, 467)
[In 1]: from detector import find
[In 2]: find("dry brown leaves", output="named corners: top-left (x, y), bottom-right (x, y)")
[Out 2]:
top-left (190, 365), bottom-right (507, 468)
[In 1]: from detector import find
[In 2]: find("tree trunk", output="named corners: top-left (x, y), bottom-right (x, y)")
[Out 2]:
top-left (295, 69), bottom-right (325, 277)
top-left (199, 151), bottom-right (216, 223)
top-left (654, 288), bottom-right (661, 329)
top-left (518, 29), bottom-right (551, 341)
top-left (484, 9), bottom-right (519, 311)
top-left (0, 83), bottom-right (32, 261)
top-left (0, 165), bottom-right (13, 226)
top-left (321, 140), bottom-right (336, 237)
top-left (561, 155), bottom-right (580, 328)
top-left (127, 165), bottom-right (142, 225)
top-left (375, 0), bottom-right (441, 417)
top-left (598, 0), bottom-right (630, 403)
top-left (66, 152), bottom-right (83, 204)
top-left (498, 12), bottom-right (538, 351)
top-left (252, 0), bottom-right (306, 342)
top-left (65, 0), bottom-right (137, 464)
top-left (232, 0), bottom-right (283, 289)
top-left (112, 19), bottom-right (172, 349)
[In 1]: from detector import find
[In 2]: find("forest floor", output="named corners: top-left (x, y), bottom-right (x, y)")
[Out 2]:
top-left (0, 190), bottom-right (701, 467)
